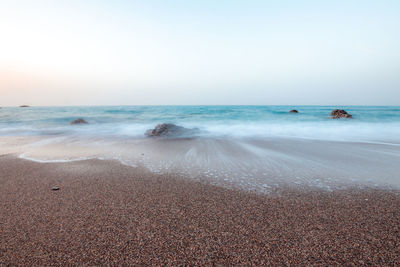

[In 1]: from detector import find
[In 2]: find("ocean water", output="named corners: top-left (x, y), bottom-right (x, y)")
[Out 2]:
top-left (1, 105), bottom-right (400, 191)
top-left (1, 105), bottom-right (400, 141)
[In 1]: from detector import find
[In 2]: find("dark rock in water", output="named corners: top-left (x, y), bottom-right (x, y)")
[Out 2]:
top-left (331, 109), bottom-right (352, 119)
top-left (20, 105), bottom-right (30, 108)
top-left (51, 187), bottom-right (60, 191)
top-left (146, 123), bottom-right (198, 137)
top-left (289, 110), bottom-right (299, 113)
top-left (71, 118), bottom-right (88, 125)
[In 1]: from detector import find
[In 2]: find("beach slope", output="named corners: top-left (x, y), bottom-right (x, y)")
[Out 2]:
top-left (0, 156), bottom-right (399, 265)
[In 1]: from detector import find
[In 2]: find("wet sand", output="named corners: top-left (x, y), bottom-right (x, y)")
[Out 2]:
top-left (0, 155), bottom-right (399, 265)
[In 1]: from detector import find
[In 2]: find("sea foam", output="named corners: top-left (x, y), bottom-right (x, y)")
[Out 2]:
top-left (1, 105), bottom-right (400, 191)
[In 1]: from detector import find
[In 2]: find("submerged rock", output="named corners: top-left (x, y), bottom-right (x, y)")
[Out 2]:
top-left (146, 123), bottom-right (198, 137)
top-left (289, 110), bottom-right (299, 113)
top-left (331, 109), bottom-right (352, 119)
top-left (70, 118), bottom-right (88, 125)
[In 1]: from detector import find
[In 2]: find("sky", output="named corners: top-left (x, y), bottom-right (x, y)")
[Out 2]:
top-left (1, 0), bottom-right (399, 106)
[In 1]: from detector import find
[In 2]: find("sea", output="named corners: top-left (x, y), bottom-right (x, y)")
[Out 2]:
top-left (1, 105), bottom-right (400, 191)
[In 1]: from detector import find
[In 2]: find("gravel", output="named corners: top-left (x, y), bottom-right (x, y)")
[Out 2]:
top-left (1, 156), bottom-right (399, 265)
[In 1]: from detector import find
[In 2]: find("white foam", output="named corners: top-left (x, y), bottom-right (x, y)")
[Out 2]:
top-left (2, 135), bottom-right (400, 192)
top-left (19, 153), bottom-right (95, 163)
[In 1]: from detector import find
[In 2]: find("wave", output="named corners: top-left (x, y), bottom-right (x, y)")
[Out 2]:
top-left (1, 120), bottom-right (400, 143)
top-left (1, 105), bottom-right (400, 192)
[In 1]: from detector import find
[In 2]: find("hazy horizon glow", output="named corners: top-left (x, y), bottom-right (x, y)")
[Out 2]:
top-left (1, 0), bottom-right (400, 106)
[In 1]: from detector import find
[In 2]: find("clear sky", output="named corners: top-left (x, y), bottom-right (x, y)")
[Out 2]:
top-left (1, 0), bottom-right (399, 106)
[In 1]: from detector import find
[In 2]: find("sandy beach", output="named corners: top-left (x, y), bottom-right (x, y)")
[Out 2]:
top-left (2, 0), bottom-right (400, 264)
top-left (0, 155), bottom-right (399, 265)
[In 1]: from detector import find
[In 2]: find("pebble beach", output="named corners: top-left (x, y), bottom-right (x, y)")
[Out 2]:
top-left (1, 155), bottom-right (399, 265)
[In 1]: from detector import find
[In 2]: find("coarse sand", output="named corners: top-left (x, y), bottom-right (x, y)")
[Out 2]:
top-left (1, 156), bottom-right (399, 265)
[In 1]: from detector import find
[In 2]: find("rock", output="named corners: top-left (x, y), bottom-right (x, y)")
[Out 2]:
top-left (20, 105), bottom-right (30, 108)
top-left (331, 109), bottom-right (352, 119)
top-left (146, 123), bottom-right (198, 137)
top-left (70, 118), bottom-right (88, 125)
top-left (289, 110), bottom-right (299, 113)
top-left (51, 187), bottom-right (60, 191)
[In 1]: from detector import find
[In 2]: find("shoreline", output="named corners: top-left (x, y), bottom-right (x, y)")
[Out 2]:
top-left (2, 134), bottom-right (400, 192)
top-left (1, 156), bottom-right (400, 265)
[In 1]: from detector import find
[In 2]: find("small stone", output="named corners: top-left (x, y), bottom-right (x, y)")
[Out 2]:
top-left (51, 187), bottom-right (60, 191)
top-left (70, 118), bottom-right (88, 125)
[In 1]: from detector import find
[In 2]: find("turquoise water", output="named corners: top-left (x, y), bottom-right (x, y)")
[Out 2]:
top-left (1, 105), bottom-right (400, 191)
top-left (1, 105), bottom-right (400, 142)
